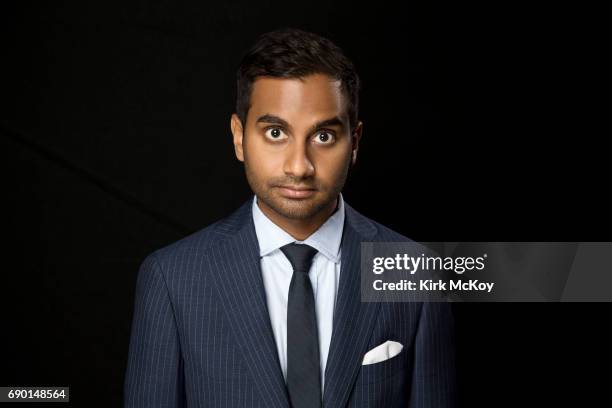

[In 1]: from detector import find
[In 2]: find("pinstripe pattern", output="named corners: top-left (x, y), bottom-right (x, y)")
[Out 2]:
top-left (124, 195), bottom-right (457, 407)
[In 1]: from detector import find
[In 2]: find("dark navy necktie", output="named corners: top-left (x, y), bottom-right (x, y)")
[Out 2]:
top-left (280, 243), bottom-right (322, 408)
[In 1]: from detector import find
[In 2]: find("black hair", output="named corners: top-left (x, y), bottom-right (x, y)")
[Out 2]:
top-left (235, 27), bottom-right (361, 133)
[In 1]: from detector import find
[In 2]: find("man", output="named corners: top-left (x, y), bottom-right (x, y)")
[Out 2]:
top-left (124, 27), bottom-right (456, 407)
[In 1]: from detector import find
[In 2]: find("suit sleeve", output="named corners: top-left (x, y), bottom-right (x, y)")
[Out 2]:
top-left (124, 253), bottom-right (186, 407)
top-left (408, 301), bottom-right (457, 408)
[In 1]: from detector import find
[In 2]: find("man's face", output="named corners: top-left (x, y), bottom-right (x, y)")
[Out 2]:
top-left (231, 73), bottom-right (362, 221)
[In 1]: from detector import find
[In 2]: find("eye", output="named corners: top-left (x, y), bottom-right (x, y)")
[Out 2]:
top-left (264, 127), bottom-right (288, 141)
top-left (314, 131), bottom-right (335, 145)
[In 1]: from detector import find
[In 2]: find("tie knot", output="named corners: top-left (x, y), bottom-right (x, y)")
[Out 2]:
top-left (280, 243), bottom-right (318, 274)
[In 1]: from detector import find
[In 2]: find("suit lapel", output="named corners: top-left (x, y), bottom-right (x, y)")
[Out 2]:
top-left (208, 198), bottom-right (290, 408)
top-left (323, 202), bottom-right (381, 407)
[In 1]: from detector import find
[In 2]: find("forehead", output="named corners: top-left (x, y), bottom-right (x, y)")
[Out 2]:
top-left (249, 73), bottom-right (347, 121)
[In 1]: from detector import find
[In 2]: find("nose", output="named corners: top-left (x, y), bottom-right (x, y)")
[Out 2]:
top-left (283, 138), bottom-right (315, 179)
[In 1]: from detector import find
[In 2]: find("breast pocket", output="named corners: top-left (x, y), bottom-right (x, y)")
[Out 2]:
top-left (358, 346), bottom-right (407, 384)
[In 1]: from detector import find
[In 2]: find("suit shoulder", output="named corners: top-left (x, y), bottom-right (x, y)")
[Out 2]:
top-left (347, 203), bottom-right (413, 242)
top-left (142, 218), bottom-right (223, 273)
top-left (141, 198), bottom-right (252, 272)
top-left (348, 205), bottom-right (436, 256)
top-left (370, 219), bottom-right (414, 242)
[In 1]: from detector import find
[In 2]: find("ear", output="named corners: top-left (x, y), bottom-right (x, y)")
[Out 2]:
top-left (351, 120), bottom-right (363, 166)
top-left (230, 113), bottom-right (245, 162)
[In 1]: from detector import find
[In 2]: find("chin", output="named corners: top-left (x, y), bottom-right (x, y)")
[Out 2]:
top-left (264, 191), bottom-right (331, 221)
top-left (272, 198), bottom-right (322, 220)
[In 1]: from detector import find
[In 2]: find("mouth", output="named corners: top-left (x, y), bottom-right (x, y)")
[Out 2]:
top-left (276, 185), bottom-right (317, 199)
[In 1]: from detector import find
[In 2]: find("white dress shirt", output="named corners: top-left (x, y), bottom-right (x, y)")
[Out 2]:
top-left (251, 193), bottom-right (345, 394)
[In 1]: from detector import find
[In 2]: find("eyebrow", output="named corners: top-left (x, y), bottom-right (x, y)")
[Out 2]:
top-left (255, 114), bottom-right (346, 133)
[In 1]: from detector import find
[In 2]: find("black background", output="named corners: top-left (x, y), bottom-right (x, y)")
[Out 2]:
top-left (3, 1), bottom-right (609, 407)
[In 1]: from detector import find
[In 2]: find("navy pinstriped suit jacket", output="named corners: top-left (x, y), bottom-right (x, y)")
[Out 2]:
top-left (124, 196), bottom-right (457, 407)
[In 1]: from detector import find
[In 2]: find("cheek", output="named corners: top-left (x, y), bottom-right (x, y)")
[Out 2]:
top-left (245, 140), bottom-right (284, 176)
top-left (314, 148), bottom-right (351, 179)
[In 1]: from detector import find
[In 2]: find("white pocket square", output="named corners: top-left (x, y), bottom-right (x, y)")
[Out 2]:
top-left (361, 340), bottom-right (404, 365)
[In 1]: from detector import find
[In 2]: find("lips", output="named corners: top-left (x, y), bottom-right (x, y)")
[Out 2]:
top-left (277, 185), bottom-right (316, 199)
top-left (278, 185), bottom-right (316, 191)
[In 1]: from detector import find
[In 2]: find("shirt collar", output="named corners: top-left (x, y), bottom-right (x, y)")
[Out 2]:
top-left (251, 193), bottom-right (345, 263)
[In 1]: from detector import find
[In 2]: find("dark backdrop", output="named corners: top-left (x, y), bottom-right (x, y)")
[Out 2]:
top-left (3, 1), bottom-right (609, 407)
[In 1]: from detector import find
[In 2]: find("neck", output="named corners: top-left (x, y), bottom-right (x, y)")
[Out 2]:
top-left (257, 196), bottom-right (339, 241)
